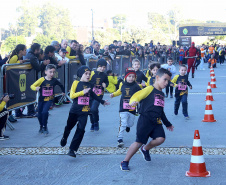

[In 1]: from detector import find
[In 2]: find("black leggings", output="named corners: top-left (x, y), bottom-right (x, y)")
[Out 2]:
top-left (165, 83), bottom-right (173, 95)
top-left (62, 113), bottom-right (88, 151)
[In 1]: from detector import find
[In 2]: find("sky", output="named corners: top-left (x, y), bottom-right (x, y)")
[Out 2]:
top-left (0, 0), bottom-right (226, 29)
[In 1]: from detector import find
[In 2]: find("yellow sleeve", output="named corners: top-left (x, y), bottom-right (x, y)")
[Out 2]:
top-left (9, 55), bottom-right (20, 64)
top-left (70, 80), bottom-right (84, 99)
top-left (171, 75), bottom-right (179, 87)
top-left (108, 76), bottom-right (118, 85)
top-left (0, 101), bottom-right (6, 112)
top-left (145, 70), bottom-right (149, 78)
top-left (66, 46), bottom-right (76, 59)
top-left (112, 82), bottom-right (122, 97)
top-left (30, 77), bottom-right (45, 91)
top-left (129, 86), bottom-right (154, 104)
top-left (89, 71), bottom-right (95, 81)
top-left (145, 77), bottom-right (150, 87)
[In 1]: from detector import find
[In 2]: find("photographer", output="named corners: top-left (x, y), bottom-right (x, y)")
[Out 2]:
top-left (0, 95), bottom-right (10, 140)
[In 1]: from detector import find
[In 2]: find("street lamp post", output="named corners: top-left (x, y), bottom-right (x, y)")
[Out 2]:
top-left (91, 9), bottom-right (94, 40)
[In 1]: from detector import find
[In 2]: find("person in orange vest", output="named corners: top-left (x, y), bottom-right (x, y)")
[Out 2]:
top-left (208, 55), bottom-right (217, 68)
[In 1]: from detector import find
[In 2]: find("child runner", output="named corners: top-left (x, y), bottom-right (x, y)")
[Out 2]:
top-left (106, 70), bottom-right (118, 93)
top-left (132, 59), bottom-right (147, 85)
top-left (146, 62), bottom-right (161, 86)
top-left (110, 68), bottom-right (141, 147)
top-left (145, 61), bottom-right (154, 78)
top-left (179, 46), bottom-right (185, 65)
top-left (30, 64), bottom-right (65, 135)
top-left (171, 64), bottom-right (192, 119)
top-left (161, 57), bottom-right (176, 98)
top-left (60, 66), bottom-right (110, 157)
top-left (120, 68), bottom-right (174, 171)
top-left (89, 59), bottom-right (109, 131)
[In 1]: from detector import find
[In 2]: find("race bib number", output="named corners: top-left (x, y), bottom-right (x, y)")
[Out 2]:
top-left (123, 99), bottom-right (135, 110)
top-left (178, 82), bottom-right (187, 90)
top-left (78, 96), bottom-right (89, 105)
top-left (154, 94), bottom-right (164, 107)
top-left (42, 86), bottom-right (53, 96)
top-left (93, 85), bottom-right (102, 95)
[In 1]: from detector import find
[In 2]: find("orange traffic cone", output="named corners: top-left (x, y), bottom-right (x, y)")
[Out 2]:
top-left (202, 100), bottom-right (216, 122)
top-left (211, 76), bottom-right (216, 82)
top-left (186, 130), bottom-right (210, 177)
top-left (210, 70), bottom-right (215, 77)
top-left (205, 82), bottom-right (214, 101)
top-left (210, 78), bottom-right (217, 88)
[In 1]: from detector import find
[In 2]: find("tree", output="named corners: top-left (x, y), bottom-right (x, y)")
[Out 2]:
top-left (1, 36), bottom-right (26, 53)
top-left (33, 34), bottom-right (57, 49)
top-left (94, 28), bottom-right (120, 46)
top-left (17, 0), bottom-right (39, 37)
top-left (39, 2), bottom-right (76, 40)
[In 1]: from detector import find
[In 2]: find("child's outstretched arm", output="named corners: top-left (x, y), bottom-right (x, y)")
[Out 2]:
top-left (70, 81), bottom-right (85, 99)
top-left (129, 86), bottom-right (154, 106)
top-left (110, 82), bottom-right (123, 98)
top-left (90, 90), bottom-right (110, 106)
top-left (171, 75), bottom-right (179, 87)
top-left (30, 77), bottom-right (45, 91)
top-left (54, 79), bottom-right (65, 95)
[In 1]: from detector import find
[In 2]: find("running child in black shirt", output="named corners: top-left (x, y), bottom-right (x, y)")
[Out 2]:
top-left (120, 68), bottom-right (174, 171)
top-left (89, 59), bottom-right (109, 131)
top-left (60, 66), bottom-right (109, 158)
top-left (146, 62), bottom-right (161, 86)
top-left (132, 59), bottom-right (147, 85)
top-left (171, 64), bottom-right (192, 119)
top-left (31, 64), bottom-right (65, 135)
top-left (110, 68), bottom-right (141, 147)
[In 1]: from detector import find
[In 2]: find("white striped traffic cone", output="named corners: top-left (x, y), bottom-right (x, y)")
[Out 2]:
top-left (210, 70), bottom-right (215, 77)
top-left (210, 78), bottom-right (217, 88)
top-left (205, 82), bottom-right (214, 101)
top-left (202, 100), bottom-right (216, 122)
top-left (211, 76), bottom-right (216, 82)
top-left (186, 130), bottom-right (210, 177)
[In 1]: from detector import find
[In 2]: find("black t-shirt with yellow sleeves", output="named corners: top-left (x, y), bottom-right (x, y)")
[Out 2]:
top-left (135, 70), bottom-right (147, 84)
top-left (30, 77), bottom-right (64, 102)
top-left (69, 80), bottom-right (105, 114)
top-left (112, 81), bottom-right (141, 115)
top-left (89, 71), bottom-right (109, 98)
top-left (171, 74), bottom-right (192, 97)
top-left (129, 85), bottom-right (171, 127)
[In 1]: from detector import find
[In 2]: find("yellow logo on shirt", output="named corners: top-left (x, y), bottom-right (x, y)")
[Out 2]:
top-left (19, 74), bottom-right (26, 92)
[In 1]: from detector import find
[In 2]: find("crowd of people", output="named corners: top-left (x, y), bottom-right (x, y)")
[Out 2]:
top-left (0, 38), bottom-right (225, 170)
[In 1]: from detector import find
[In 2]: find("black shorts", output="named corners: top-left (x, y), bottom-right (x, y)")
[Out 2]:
top-left (136, 114), bottom-right (165, 144)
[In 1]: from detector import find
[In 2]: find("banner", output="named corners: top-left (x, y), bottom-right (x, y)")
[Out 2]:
top-left (179, 23), bottom-right (226, 36)
top-left (5, 64), bottom-right (36, 109)
top-left (68, 60), bottom-right (81, 90)
top-left (179, 37), bottom-right (191, 46)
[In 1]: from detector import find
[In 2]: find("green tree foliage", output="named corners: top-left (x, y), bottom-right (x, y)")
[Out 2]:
top-left (1, 36), bottom-right (26, 53)
top-left (17, 0), bottom-right (39, 37)
top-left (112, 14), bottom-right (127, 33)
top-left (39, 2), bottom-right (76, 40)
top-left (94, 28), bottom-right (120, 46)
top-left (33, 34), bottom-right (57, 49)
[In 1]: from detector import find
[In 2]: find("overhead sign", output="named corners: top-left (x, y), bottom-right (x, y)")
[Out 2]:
top-left (179, 23), bottom-right (226, 36)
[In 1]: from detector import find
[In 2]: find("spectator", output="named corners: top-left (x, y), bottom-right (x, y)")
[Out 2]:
top-left (66, 40), bottom-right (78, 59)
top-left (83, 47), bottom-right (98, 60)
top-left (91, 41), bottom-right (100, 55)
top-left (51, 41), bottom-right (60, 53)
top-left (0, 54), bottom-right (9, 66)
top-left (120, 45), bottom-right (130, 56)
top-left (113, 40), bottom-right (118, 46)
top-left (76, 44), bottom-right (86, 65)
top-left (61, 39), bottom-right (68, 49)
top-left (149, 40), bottom-right (154, 48)
top-left (0, 95), bottom-right (10, 140)
top-left (43, 45), bottom-right (66, 73)
top-left (55, 48), bottom-right (69, 63)
top-left (9, 44), bottom-right (27, 64)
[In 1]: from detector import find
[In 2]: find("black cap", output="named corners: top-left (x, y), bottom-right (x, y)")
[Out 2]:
top-left (97, 59), bottom-right (107, 68)
top-left (77, 66), bottom-right (91, 78)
